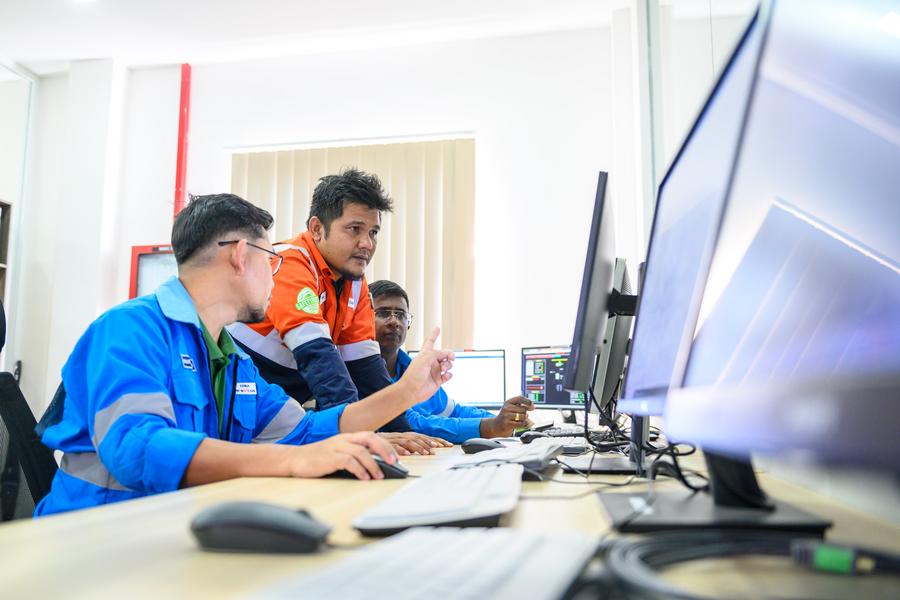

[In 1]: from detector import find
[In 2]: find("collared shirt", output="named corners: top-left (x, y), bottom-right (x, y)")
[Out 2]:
top-left (392, 349), bottom-right (495, 443)
top-left (199, 321), bottom-right (239, 435)
top-left (35, 277), bottom-right (346, 517)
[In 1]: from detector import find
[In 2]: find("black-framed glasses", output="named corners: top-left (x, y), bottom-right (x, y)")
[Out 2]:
top-left (374, 308), bottom-right (413, 326)
top-left (218, 240), bottom-right (284, 275)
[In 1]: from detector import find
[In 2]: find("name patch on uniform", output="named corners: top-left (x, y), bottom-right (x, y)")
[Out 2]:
top-left (235, 382), bottom-right (257, 395)
top-left (348, 296), bottom-right (356, 309)
top-left (295, 287), bottom-right (319, 314)
top-left (180, 354), bottom-right (197, 372)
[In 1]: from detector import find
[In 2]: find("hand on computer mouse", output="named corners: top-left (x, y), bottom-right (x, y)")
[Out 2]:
top-left (285, 432), bottom-right (398, 480)
top-left (378, 432), bottom-right (452, 455)
top-left (480, 396), bottom-right (535, 437)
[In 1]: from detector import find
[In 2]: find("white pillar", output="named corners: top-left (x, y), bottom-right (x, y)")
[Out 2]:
top-left (43, 59), bottom-right (127, 400)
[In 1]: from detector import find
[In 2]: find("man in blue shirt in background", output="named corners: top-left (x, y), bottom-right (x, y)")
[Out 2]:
top-left (370, 280), bottom-right (533, 444)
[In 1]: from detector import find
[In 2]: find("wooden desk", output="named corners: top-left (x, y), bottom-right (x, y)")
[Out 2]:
top-left (0, 447), bottom-right (898, 599)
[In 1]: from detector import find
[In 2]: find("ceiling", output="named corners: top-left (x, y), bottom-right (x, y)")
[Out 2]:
top-left (0, 0), bottom-right (625, 76)
top-left (1, 0), bottom-right (757, 76)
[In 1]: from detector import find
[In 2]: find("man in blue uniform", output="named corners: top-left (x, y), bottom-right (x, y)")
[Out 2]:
top-left (35, 194), bottom-right (454, 516)
top-left (369, 280), bottom-right (534, 443)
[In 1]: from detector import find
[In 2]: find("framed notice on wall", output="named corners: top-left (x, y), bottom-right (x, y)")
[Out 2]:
top-left (129, 245), bottom-right (178, 298)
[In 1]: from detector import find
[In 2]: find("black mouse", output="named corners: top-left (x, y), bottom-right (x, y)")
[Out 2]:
top-left (461, 437), bottom-right (506, 454)
top-left (190, 501), bottom-right (331, 554)
top-left (329, 454), bottom-right (409, 479)
top-left (519, 430), bottom-right (551, 444)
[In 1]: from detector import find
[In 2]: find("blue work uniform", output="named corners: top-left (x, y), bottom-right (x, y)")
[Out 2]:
top-left (392, 349), bottom-right (495, 443)
top-left (35, 277), bottom-right (345, 516)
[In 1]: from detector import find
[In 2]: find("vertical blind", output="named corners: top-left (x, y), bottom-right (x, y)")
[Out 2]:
top-left (230, 138), bottom-right (475, 350)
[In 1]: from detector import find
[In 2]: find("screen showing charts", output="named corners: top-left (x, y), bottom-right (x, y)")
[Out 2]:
top-left (522, 346), bottom-right (587, 408)
top-left (408, 349), bottom-right (506, 408)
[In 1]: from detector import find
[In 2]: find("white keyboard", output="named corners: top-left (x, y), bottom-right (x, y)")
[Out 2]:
top-left (262, 527), bottom-right (599, 600)
top-left (353, 463), bottom-right (523, 535)
top-left (453, 441), bottom-right (564, 471)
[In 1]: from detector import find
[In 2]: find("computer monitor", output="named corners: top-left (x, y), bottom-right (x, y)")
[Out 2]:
top-left (558, 170), bottom-right (639, 474)
top-left (665, 0), bottom-right (900, 472)
top-left (616, 0), bottom-right (767, 418)
top-left (599, 1), bottom-right (830, 534)
top-left (521, 346), bottom-right (586, 409)
top-left (409, 349), bottom-right (506, 408)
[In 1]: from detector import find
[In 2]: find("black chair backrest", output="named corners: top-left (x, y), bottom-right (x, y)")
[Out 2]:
top-left (0, 373), bottom-right (58, 520)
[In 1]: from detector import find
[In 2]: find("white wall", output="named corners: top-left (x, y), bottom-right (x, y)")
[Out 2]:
top-left (115, 28), bottom-right (619, 398)
top-left (13, 28), bottom-right (626, 410)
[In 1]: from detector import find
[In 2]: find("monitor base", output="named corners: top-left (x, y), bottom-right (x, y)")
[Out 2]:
top-left (599, 491), bottom-right (831, 535)
top-left (558, 452), bottom-right (637, 474)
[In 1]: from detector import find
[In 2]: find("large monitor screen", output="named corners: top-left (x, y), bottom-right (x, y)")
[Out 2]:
top-left (617, 10), bottom-right (765, 416)
top-left (523, 346), bottom-right (587, 409)
top-left (666, 0), bottom-right (900, 467)
top-left (409, 349), bottom-right (506, 408)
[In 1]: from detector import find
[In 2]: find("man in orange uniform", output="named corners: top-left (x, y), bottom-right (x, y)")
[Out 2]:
top-left (229, 169), bottom-right (449, 454)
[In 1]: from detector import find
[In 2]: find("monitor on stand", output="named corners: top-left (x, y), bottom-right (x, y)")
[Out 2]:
top-left (561, 171), bottom-right (638, 475)
top-left (521, 346), bottom-right (587, 416)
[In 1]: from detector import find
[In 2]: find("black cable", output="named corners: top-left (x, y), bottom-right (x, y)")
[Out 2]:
top-left (605, 531), bottom-right (802, 600)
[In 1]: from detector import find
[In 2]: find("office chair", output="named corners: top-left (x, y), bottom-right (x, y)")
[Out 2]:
top-left (0, 299), bottom-right (58, 521)
top-left (0, 373), bottom-right (59, 520)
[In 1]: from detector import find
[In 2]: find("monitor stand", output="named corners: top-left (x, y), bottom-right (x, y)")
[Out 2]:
top-left (598, 452), bottom-right (831, 536)
top-left (560, 409), bottom-right (578, 424)
top-left (559, 415), bottom-right (649, 475)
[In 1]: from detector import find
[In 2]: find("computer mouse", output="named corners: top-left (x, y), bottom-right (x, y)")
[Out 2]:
top-left (520, 430), bottom-right (551, 444)
top-left (190, 501), bottom-right (331, 554)
top-left (461, 437), bottom-right (506, 454)
top-left (328, 454), bottom-right (409, 479)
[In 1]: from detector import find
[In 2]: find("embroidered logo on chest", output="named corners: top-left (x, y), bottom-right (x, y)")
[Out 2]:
top-left (180, 354), bottom-right (197, 372)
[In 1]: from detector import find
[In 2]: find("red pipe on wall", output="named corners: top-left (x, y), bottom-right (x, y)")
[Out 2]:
top-left (173, 63), bottom-right (192, 217)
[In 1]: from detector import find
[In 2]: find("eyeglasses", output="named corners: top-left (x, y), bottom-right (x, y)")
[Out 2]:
top-left (218, 240), bottom-right (284, 275)
top-left (374, 308), bottom-right (413, 326)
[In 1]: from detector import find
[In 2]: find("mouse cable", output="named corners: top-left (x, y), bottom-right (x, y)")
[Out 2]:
top-left (519, 476), bottom-right (637, 501)
top-left (523, 464), bottom-right (636, 487)
top-left (326, 540), bottom-right (373, 551)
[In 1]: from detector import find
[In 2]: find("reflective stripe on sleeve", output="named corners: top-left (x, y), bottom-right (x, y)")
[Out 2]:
top-left (337, 339), bottom-right (381, 362)
top-left (92, 392), bottom-right (175, 449)
top-left (60, 452), bottom-right (130, 491)
top-left (228, 323), bottom-right (298, 369)
top-left (252, 400), bottom-right (307, 444)
top-left (439, 396), bottom-right (457, 418)
top-left (350, 279), bottom-right (362, 308)
top-left (283, 321), bottom-right (331, 352)
top-left (275, 243), bottom-right (319, 291)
